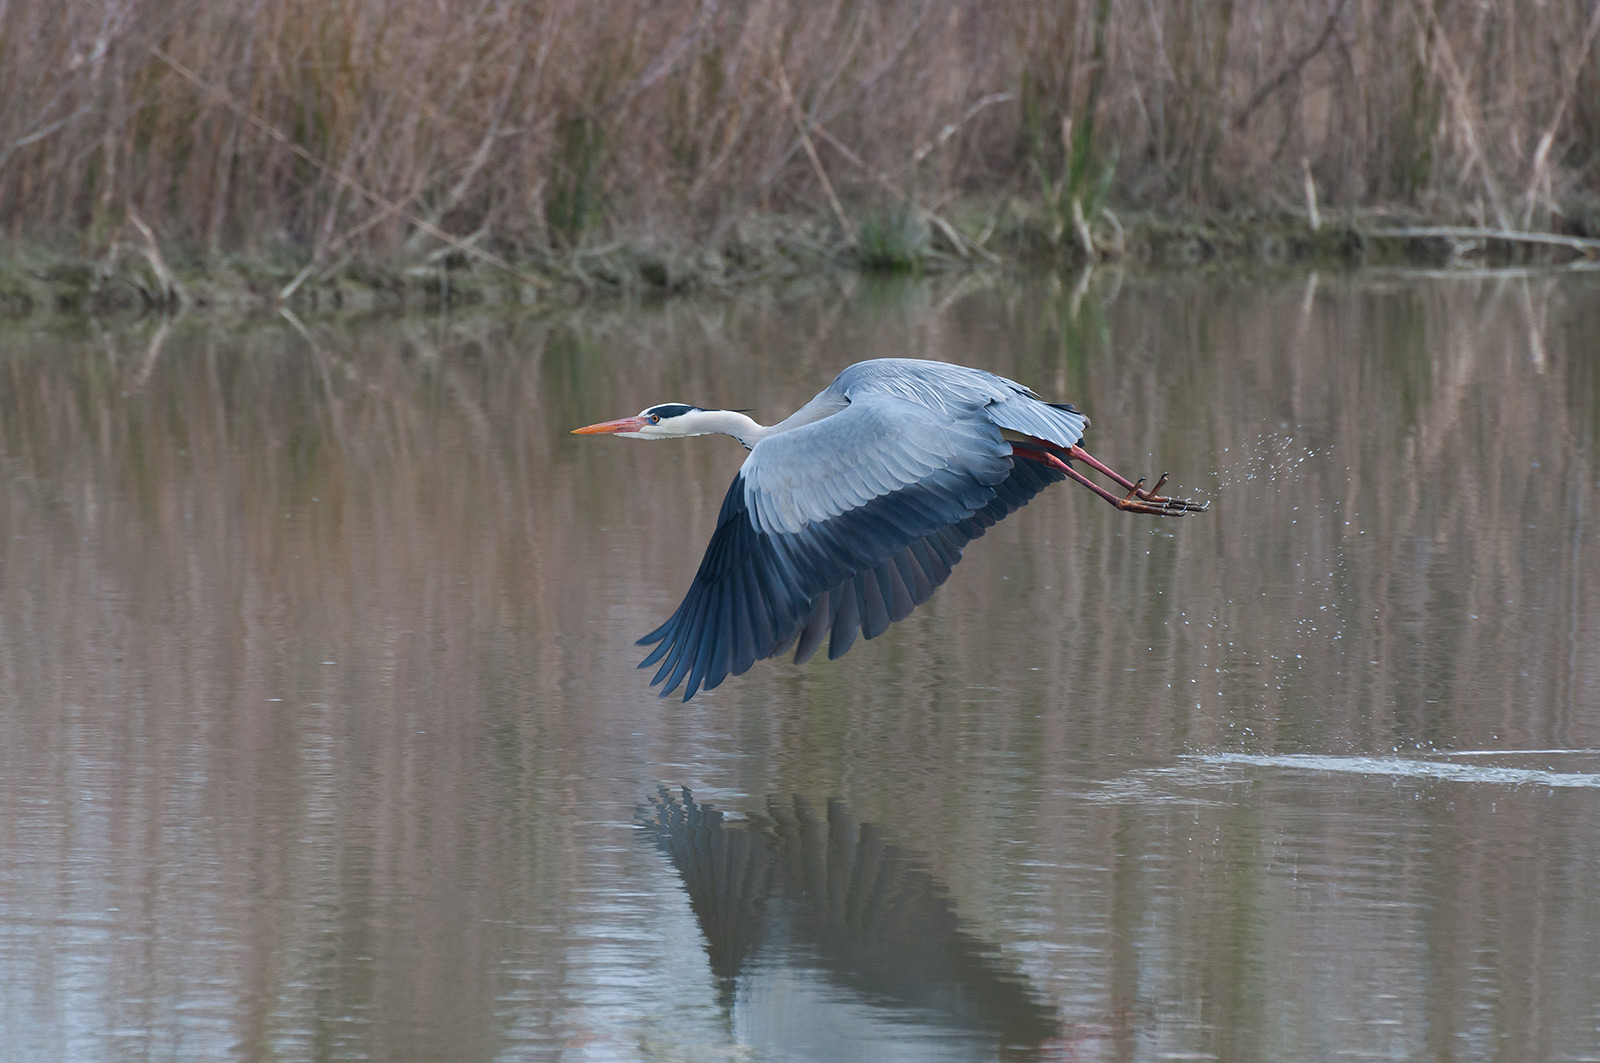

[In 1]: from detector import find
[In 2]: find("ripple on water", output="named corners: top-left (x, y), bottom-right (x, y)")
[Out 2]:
top-left (1192, 752), bottom-right (1600, 788)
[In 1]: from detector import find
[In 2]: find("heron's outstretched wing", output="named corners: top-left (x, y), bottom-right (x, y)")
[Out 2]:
top-left (637, 393), bottom-right (1067, 699)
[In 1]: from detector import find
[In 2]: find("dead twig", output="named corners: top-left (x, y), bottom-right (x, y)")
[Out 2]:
top-left (148, 44), bottom-right (548, 292)
top-left (772, 51), bottom-right (855, 245)
top-left (1098, 206), bottom-right (1126, 257)
top-left (597, 0), bottom-right (720, 115)
top-left (1411, 0), bottom-right (1511, 231)
top-left (1518, 1), bottom-right (1600, 228)
top-left (1070, 197), bottom-right (1095, 257)
top-left (125, 206), bottom-right (186, 309)
top-left (1301, 156), bottom-right (1321, 232)
top-left (1234, 0), bottom-right (1348, 130)
top-left (907, 92), bottom-right (1014, 168)
top-left (755, 4), bottom-right (935, 193)
top-left (1362, 225), bottom-right (1600, 258)
top-left (803, 118), bottom-right (1001, 264)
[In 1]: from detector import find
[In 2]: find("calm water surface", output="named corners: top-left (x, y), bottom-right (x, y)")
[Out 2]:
top-left (2, 271), bottom-right (1599, 1062)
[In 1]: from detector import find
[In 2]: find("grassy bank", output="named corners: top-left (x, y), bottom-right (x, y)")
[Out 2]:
top-left (2, 0), bottom-right (1599, 314)
top-left (4, 207), bottom-right (1600, 318)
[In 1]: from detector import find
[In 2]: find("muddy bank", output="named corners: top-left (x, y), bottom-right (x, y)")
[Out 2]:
top-left (2, 207), bottom-right (1596, 318)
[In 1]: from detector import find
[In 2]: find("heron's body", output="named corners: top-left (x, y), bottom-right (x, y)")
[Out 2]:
top-left (574, 358), bottom-right (1206, 700)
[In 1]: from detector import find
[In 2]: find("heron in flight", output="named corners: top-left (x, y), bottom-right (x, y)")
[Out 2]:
top-left (574, 358), bottom-right (1207, 700)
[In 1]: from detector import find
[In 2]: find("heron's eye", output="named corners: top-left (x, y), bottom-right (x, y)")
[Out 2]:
top-left (649, 414), bottom-right (661, 424)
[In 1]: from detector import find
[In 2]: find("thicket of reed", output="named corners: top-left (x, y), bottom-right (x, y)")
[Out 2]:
top-left (2, 0), bottom-right (1598, 267)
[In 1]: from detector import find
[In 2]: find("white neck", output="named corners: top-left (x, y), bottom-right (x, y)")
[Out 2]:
top-left (660, 408), bottom-right (773, 449)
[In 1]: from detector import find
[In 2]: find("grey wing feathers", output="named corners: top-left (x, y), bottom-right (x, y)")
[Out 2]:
top-left (637, 384), bottom-right (1072, 700)
top-left (834, 358), bottom-right (1087, 448)
top-left (742, 392), bottom-right (1012, 535)
top-left (988, 395), bottom-right (1087, 448)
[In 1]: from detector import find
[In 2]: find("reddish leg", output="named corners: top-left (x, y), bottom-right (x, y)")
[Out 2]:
top-left (1069, 445), bottom-right (1182, 503)
top-left (1013, 444), bottom-right (1208, 515)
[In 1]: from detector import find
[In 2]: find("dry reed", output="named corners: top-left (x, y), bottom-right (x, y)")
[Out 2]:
top-left (1, 0), bottom-right (1597, 265)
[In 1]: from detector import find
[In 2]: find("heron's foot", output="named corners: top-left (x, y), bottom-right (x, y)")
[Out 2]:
top-left (1119, 472), bottom-right (1210, 514)
top-left (1012, 443), bottom-right (1211, 515)
top-left (1116, 496), bottom-right (1211, 514)
top-left (1060, 445), bottom-right (1210, 515)
top-left (1114, 492), bottom-right (1210, 515)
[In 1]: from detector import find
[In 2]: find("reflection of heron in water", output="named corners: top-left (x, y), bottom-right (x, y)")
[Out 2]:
top-left (639, 787), bottom-right (1061, 1059)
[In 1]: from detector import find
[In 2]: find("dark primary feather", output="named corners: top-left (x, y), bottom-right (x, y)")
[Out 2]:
top-left (638, 454), bottom-right (1066, 699)
top-left (638, 361), bottom-right (1087, 700)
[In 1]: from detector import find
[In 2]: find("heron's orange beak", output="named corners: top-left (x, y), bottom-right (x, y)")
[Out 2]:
top-left (571, 416), bottom-right (648, 434)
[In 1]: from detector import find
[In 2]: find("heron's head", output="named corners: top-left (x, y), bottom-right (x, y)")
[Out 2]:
top-left (571, 403), bottom-right (713, 439)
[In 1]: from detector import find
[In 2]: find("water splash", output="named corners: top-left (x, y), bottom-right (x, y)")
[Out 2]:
top-left (1194, 752), bottom-right (1600, 788)
top-left (1210, 431), bottom-right (1322, 491)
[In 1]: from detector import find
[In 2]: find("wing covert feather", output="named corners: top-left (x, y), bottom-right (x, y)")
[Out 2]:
top-left (742, 394), bottom-right (1011, 537)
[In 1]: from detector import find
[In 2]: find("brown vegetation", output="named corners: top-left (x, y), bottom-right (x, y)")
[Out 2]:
top-left (2, 0), bottom-right (1599, 272)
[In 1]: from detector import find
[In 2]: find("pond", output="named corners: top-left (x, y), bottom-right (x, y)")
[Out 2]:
top-left (2, 268), bottom-right (1598, 1062)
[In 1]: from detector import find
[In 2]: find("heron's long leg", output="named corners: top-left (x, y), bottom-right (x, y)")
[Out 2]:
top-left (1012, 445), bottom-right (1208, 515)
top-left (1068, 445), bottom-right (1179, 503)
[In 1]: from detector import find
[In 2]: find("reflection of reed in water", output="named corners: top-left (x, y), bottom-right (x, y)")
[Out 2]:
top-left (639, 787), bottom-right (1060, 1052)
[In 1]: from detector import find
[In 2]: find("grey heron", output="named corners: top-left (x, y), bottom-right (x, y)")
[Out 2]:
top-left (574, 357), bottom-right (1207, 700)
